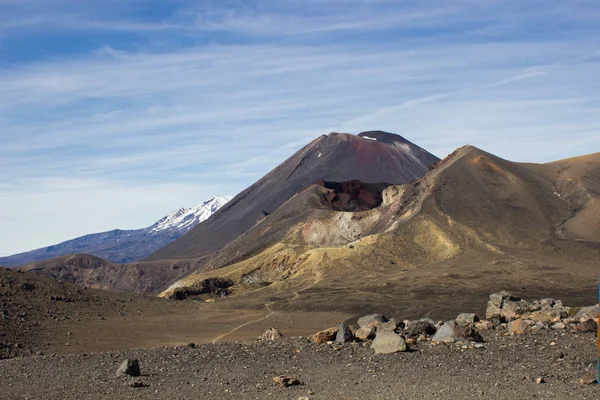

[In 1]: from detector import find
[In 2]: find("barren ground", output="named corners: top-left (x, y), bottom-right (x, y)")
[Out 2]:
top-left (1, 330), bottom-right (598, 400)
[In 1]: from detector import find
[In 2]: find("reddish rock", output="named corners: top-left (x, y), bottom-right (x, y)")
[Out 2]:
top-left (507, 319), bottom-right (534, 335)
top-left (575, 319), bottom-right (597, 333)
top-left (355, 327), bottom-right (375, 341)
top-left (311, 327), bottom-right (338, 344)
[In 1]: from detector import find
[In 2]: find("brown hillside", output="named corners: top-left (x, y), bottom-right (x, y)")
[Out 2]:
top-left (159, 147), bottom-right (599, 317)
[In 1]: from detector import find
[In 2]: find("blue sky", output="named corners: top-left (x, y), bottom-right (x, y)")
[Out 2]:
top-left (1, 0), bottom-right (599, 256)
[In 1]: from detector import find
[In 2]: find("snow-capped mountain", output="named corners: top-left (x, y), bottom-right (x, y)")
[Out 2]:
top-left (150, 196), bottom-right (231, 234)
top-left (0, 196), bottom-right (232, 267)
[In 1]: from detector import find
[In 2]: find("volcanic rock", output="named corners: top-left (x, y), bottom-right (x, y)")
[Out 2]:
top-left (355, 328), bottom-right (374, 341)
top-left (432, 321), bottom-right (483, 343)
top-left (273, 375), bottom-right (301, 387)
top-left (311, 327), bottom-right (338, 344)
top-left (260, 327), bottom-right (284, 341)
top-left (574, 305), bottom-right (599, 322)
top-left (371, 331), bottom-right (408, 354)
top-left (575, 319), bottom-right (598, 333)
top-left (507, 319), bottom-right (535, 335)
top-left (335, 322), bottom-right (354, 343)
top-left (406, 320), bottom-right (436, 336)
top-left (357, 314), bottom-right (388, 330)
top-left (455, 313), bottom-right (480, 326)
top-left (116, 359), bottom-right (140, 377)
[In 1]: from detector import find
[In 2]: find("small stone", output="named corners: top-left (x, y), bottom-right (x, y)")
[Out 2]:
top-left (117, 359), bottom-right (141, 377)
top-left (129, 380), bottom-right (145, 388)
top-left (187, 343), bottom-right (196, 348)
top-left (579, 375), bottom-right (597, 385)
top-left (260, 327), bottom-right (284, 341)
top-left (475, 321), bottom-right (493, 331)
top-left (536, 377), bottom-right (544, 384)
top-left (273, 375), bottom-right (301, 387)
top-left (507, 319), bottom-right (535, 335)
top-left (551, 322), bottom-right (565, 330)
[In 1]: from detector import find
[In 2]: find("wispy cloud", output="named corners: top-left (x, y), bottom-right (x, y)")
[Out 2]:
top-left (1, 0), bottom-right (600, 255)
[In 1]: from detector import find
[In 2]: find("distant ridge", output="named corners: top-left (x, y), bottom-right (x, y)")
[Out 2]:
top-left (0, 196), bottom-right (231, 267)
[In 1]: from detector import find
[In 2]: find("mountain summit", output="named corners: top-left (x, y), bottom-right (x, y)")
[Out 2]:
top-left (147, 131), bottom-right (439, 261)
top-left (0, 196), bottom-right (231, 267)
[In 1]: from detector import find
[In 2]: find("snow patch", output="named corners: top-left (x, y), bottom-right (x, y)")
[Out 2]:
top-left (149, 195), bottom-right (232, 235)
top-left (362, 136), bottom-right (377, 141)
top-left (318, 152), bottom-right (322, 158)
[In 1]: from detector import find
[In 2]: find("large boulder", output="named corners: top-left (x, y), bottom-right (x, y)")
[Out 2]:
top-left (432, 321), bottom-right (483, 343)
top-left (406, 320), bottom-right (436, 336)
top-left (574, 305), bottom-right (599, 322)
top-left (259, 327), bottom-right (284, 341)
top-left (486, 291), bottom-right (529, 321)
top-left (357, 314), bottom-right (388, 330)
top-left (335, 322), bottom-right (354, 343)
top-left (371, 331), bottom-right (408, 354)
top-left (116, 359), bottom-right (141, 377)
top-left (311, 327), bottom-right (338, 344)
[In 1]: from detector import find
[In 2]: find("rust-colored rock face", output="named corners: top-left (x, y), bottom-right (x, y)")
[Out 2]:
top-left (315, 180), bottom-right (389, 212)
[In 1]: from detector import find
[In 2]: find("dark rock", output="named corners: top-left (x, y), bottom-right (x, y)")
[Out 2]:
top-left (116, 359), bottom-right (141, 377)
top-left (406, 320), bottom-right (436, 336)
top-left (335, 322), bottom-right (354, 343)
top-left (575, 319), bottom-right (597, 333)
top-left (19, 283), bottom-right (35, 291)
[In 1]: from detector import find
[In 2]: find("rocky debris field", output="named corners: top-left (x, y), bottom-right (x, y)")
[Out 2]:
top-left (0, 329), bottom-right (598, 400)
top-left (1, 291), bottom-right (598, 399)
